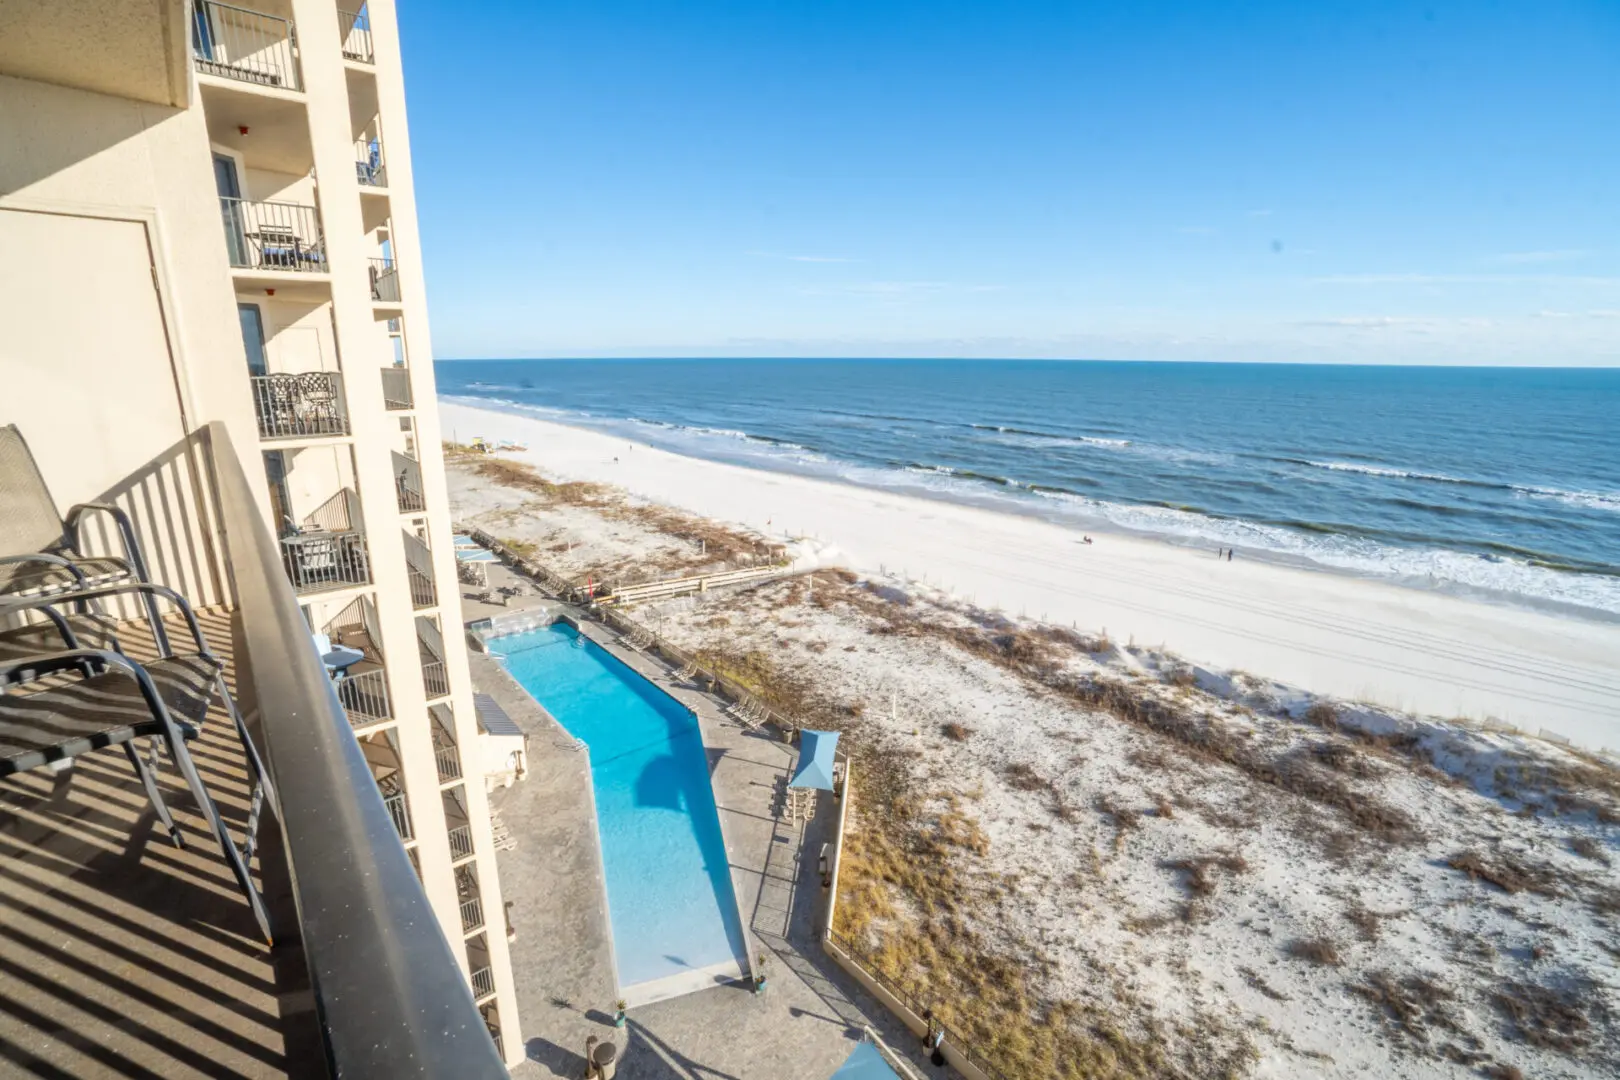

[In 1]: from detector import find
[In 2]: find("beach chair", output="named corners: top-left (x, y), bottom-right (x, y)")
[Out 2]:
top-left (0, 584), bottom-right (275, 943)
top-left (490, 813), bottom-right (517, 852)
top-left (0, 425), bottom-right (165, 641)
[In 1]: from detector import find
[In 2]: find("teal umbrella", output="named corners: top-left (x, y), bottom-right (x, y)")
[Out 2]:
top-left (830, 1041), bottom-right (902, 1079)
top-left (789, 729), bottom-right (840, 790)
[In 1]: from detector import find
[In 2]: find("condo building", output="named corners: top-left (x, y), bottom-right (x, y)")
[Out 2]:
top-left (1, 0), bottom-right (522, 1071)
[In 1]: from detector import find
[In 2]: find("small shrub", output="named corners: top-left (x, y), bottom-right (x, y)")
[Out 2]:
top-left (1491, 979), bottom-right (1599, 1053)
top-left (1447, 850), bottom-right (1558, 896)
top-left (1004, 763), bottom-right (1047, 792)
top-left (1303, 701), bottom-right (1340, 728)
top-left (1568, 835), bottom-right (1610, 865)
top-left (1284, 937), bottom-right (1342, 966)
top-left (941, 722), bottom-right (973, 742)
top-left (1165, 852), bottom-right (1248, 898)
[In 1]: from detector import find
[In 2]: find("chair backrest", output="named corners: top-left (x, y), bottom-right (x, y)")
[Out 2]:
top-left (311, 632), bottom-right (332, 656)
top-left (0, 426), bottom-right (69, 558)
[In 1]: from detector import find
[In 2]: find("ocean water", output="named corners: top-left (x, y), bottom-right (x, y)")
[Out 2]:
top-left (488, 622), bottom-right (750, 996)
top-left (439, 359), bottom-right (1620, 619)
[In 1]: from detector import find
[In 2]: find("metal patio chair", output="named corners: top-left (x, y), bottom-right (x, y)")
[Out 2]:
top-left (0, 424), bottom-right (166, 645)
top-left (0, 582), bottom-right (276, 941)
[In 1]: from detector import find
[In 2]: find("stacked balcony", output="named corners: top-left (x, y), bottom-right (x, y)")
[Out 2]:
top-left (252, 372), bottom-right (349, 439)
top-left (339, 6), bottom-right (374, 64)
top-left (222, 198), bottom-right (327, 273)
top-left (192, 0), bottom-right (302, 90)
top-left (432, 704), bottom-right (463, 783)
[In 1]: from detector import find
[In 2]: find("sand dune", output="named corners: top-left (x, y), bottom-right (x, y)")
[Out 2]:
top-left (441, 401), bottom-right (1620, 751)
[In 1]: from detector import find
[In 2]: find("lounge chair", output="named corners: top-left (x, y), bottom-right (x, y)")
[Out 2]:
top-left (0, 585), bottom-right (275, 943)
top-left (0, 424), bottom-right (163, 641)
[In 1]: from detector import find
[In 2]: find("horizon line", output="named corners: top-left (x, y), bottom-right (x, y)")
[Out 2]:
top-left (432, 355), bottom-right (1620, 371)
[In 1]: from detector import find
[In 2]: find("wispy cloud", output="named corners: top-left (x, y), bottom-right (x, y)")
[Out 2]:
top-left (1177, 226), bottom-right (1216, 236)
top-left (748, 250), bottom-right (859, 263)
top-left (1487, 249), bottom-right (1590, 265)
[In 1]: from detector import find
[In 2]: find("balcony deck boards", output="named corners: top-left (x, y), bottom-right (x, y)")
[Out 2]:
top-left (0, 610), bottom-right (290, 1079)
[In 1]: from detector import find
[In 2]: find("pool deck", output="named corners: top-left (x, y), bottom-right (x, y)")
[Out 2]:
top-left (461, 560), bottom-right (949, 1079)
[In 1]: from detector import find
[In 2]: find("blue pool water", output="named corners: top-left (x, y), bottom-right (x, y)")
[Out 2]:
top-left (487, 622), bottom-right (749, 995)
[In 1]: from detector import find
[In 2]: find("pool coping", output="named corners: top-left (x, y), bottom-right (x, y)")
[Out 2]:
top-left (482, 613), bottom-right (758, 1009)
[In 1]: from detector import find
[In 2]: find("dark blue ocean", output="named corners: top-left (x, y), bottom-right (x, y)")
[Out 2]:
top-left (436, 359), bottom-right (1620, 619)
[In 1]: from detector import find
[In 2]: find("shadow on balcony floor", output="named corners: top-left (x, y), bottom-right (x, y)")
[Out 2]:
top-left (0, 609), bottom-right (290, 1079)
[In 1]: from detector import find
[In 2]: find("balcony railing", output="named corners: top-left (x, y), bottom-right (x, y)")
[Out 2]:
top-left (380, 366), bottom-right (413, 409)
top-left (421, 657), bottom-right (450, 698)
top-left (383, 791), bottom-right (413, 841)
top-left (448, 824), bottom-right (474, 860)
top-left (470, 967), bottom-right (495, 1001)
top-left (192, 0), bottom-right (302, 90)
top-left (460, 897), bottom-right (484, 934)
top-left (205, 422), bottom-right (507, 1075)
top-left (336, 667), bottom-right (392, 726)
top-left (409, 565), bottom-right (437, 609)
top-left (356, 136), bottom-right (388, 187)
top-left (250, 372), bottom-right (349, 439)
top-left (369, 257), bottom-right (401, 303)
top-left (220, 197), bottom-right (326, 273)
top-left (397, 477), bottom-right (426, 514)
top-left (340, 7), bottom-right (374, 63)
top-left (436, 745), bottom-right (463, 783)
top-left (281, 530), bottom-right (371, 594)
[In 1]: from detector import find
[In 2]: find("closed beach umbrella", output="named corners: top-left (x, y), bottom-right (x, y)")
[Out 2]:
top-left (789, 729), bottom-right (840, 790)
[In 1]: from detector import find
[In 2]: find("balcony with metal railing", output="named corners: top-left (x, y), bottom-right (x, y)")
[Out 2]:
top-left (418, 617), bottom-right (450, 698)
top-left (0, 422), bottom-right (506, 1077)
top-left (250, 371), bottom-right (349, 439)
top-left (395, 450), bottom-right (426, 513)
top-left (318, 601), bottom-right (393, 727)
top-left (221, 197), bottom-right (327, 273)
top-left (406, 534), bottom-right (438, 609)
top-left (470, 965), bottom-right (495, 1002)
top-left (460, 895), bottom-right (485, 934)
top-left (339, 6), bottom-right (374, 64)
top-left (192, 0), bottom-right (302, 90)
top-left (444, 787), bottom-right (475, 864)
top-left (456, 865), bottom-right (484, 934)
top-left (369, 257), bottom-right (401, 303)
top-left (282, 527), bottom-right (370, 594)
top-left (432, 704), bottom-right (463, 783)
top-left (381, 365), bottom-right (413, 410)
top-left (356, 134), bottom-right (388, 188)
top-left (383, 789), bottom-right (413, 841)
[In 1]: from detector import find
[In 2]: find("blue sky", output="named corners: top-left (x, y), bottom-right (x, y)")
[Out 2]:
top-left (401, 1), bottom-right (1619, 365)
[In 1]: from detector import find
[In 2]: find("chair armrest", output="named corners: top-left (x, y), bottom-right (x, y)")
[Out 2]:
top-left (64, 502), bottom-right (152, 582)
top-left (0, 582), bottom-right (211, 661)
top-left (0, 551), bottom-right (90, 590)
top-left (0, 647), bottom-right (132, 685)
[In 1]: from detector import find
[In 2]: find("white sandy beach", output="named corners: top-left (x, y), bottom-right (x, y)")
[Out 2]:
top-left (442, 400), bottom-right (1620, 751)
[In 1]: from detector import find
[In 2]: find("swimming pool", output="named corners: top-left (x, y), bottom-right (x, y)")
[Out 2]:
top-left (487, 622), bottom-right (751, 1002)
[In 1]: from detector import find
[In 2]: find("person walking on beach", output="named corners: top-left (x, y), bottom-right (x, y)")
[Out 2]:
top-left (1227, 549), bottom-right (1233, 562)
